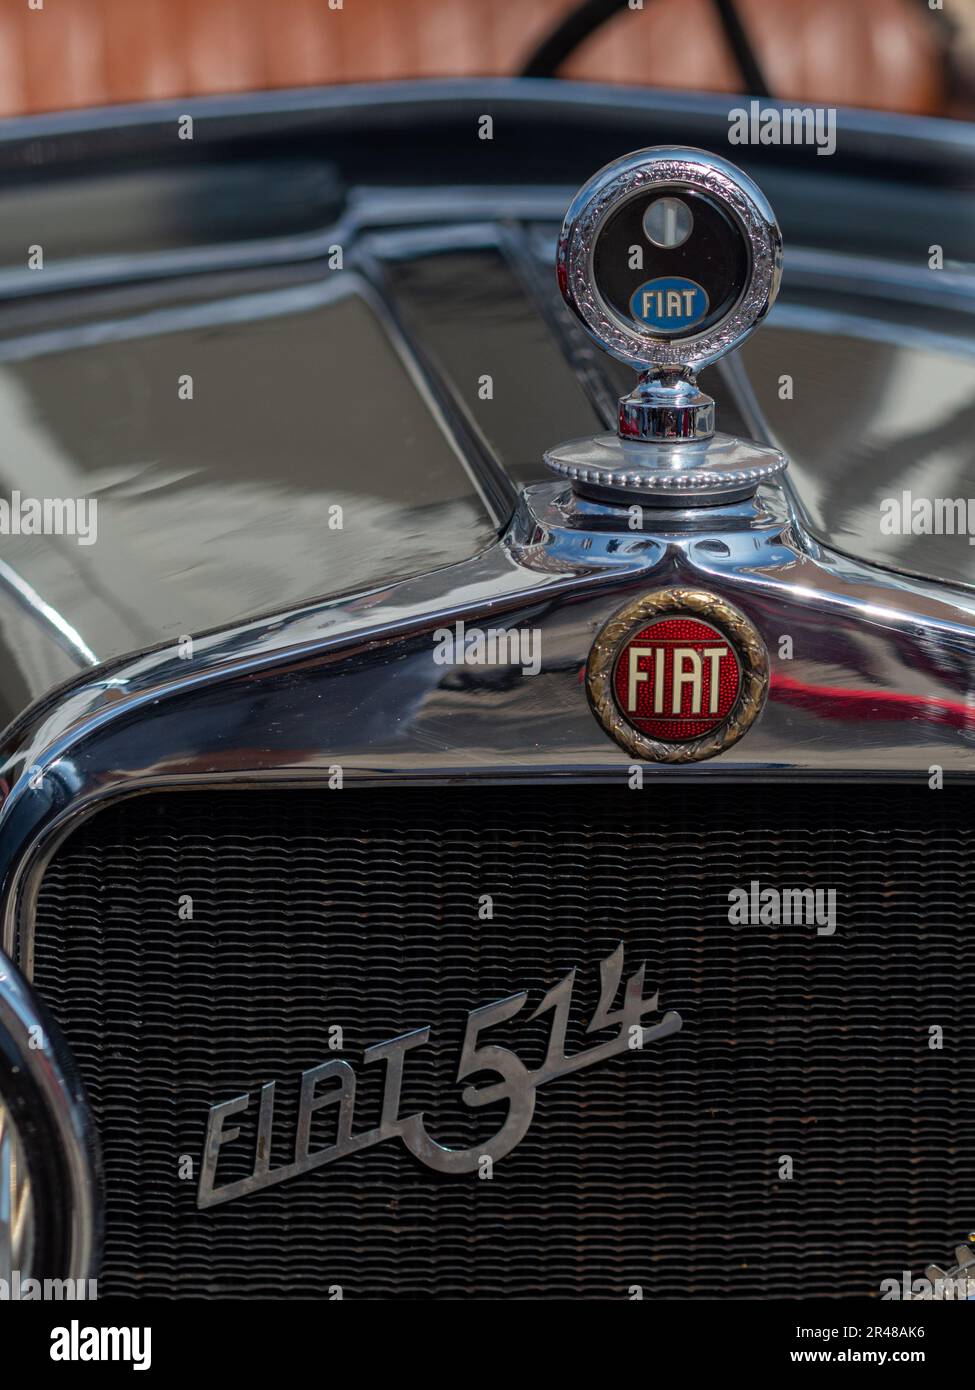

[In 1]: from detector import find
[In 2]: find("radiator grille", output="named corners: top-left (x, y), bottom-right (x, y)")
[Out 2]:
top-left (30, 784), bottom-right (975, 1298)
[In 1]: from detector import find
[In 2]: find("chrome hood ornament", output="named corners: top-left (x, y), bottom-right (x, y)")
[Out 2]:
top-left (547, 146), bottom-right (787, 506)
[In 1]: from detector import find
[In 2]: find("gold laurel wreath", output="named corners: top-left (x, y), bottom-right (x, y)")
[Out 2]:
top-left (586, 587), bottom-right (770, 764)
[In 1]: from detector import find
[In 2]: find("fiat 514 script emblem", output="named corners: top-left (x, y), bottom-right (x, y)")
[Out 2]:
top-left (198, 944), bottom-right (681, 1208)
top-left (588, 587), bottom-right (769, 763)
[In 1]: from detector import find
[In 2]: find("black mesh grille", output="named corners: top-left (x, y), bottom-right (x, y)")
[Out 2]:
top-left (31, 784), bottom-right (975, 1299)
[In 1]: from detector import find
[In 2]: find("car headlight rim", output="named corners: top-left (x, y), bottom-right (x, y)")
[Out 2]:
top-left (0, 951), bottom-right (99, 1285)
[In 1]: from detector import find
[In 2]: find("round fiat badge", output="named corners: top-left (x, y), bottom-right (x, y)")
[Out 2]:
top-left (587, 588), bottom-right (769, 762)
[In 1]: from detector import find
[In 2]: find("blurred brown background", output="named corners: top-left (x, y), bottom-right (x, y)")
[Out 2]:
top-left (0, 0), bottom-right (968, 120)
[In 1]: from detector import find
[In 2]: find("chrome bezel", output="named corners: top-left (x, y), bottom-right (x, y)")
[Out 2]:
top-left (559, 147), bottom-right (783, 371)
top-left (0, 951), bottom-right (99, 1282)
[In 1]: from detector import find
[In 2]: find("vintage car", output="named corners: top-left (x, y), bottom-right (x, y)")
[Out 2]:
top-left (0, 74), bottom-right (972, 1302)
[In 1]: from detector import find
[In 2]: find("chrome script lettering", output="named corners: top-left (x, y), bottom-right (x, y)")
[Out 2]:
top-left (198, 943), bottom-right (682, 1208)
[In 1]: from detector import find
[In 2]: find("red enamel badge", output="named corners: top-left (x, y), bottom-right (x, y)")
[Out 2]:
top-left (588, 589), bottom-right (769, 763)
top-left (613, 615), bottom-right (741, 741)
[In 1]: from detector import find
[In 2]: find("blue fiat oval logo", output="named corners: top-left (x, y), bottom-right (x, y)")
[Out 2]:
top-left (629, 276), bottom-right (709, 331)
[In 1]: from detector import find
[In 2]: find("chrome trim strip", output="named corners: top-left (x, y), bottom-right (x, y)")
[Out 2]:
top-left (355, 244), bottom-right (518, 528)
top-left (0, 557), bottom-right (97, 669)
top-left (499, 221), bottom-right (618, 430)
top-left (781, 245), bottom-right (975, 310)
top-left (767, 301), bottom-right (975, 361)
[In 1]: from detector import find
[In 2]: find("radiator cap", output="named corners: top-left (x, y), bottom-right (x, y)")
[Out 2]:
top-left (547, 146), bottom-right (788, 507)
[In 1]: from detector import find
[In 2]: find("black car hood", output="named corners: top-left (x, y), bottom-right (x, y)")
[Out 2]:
top-left (0, 80), bottom-right (971, 707)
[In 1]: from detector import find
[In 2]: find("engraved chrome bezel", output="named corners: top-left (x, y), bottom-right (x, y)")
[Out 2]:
top-left (586, 587), bottom-right (770, 763)
top-left (559, 147), bottom-right (783, 371)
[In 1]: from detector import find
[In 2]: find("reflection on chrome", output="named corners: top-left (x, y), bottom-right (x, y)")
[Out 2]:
top-left (0, 1099), bottom-right (34, 1282)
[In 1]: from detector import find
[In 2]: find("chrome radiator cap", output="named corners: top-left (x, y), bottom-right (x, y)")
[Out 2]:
top-left (547, 145), bottom-right (787, 506)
